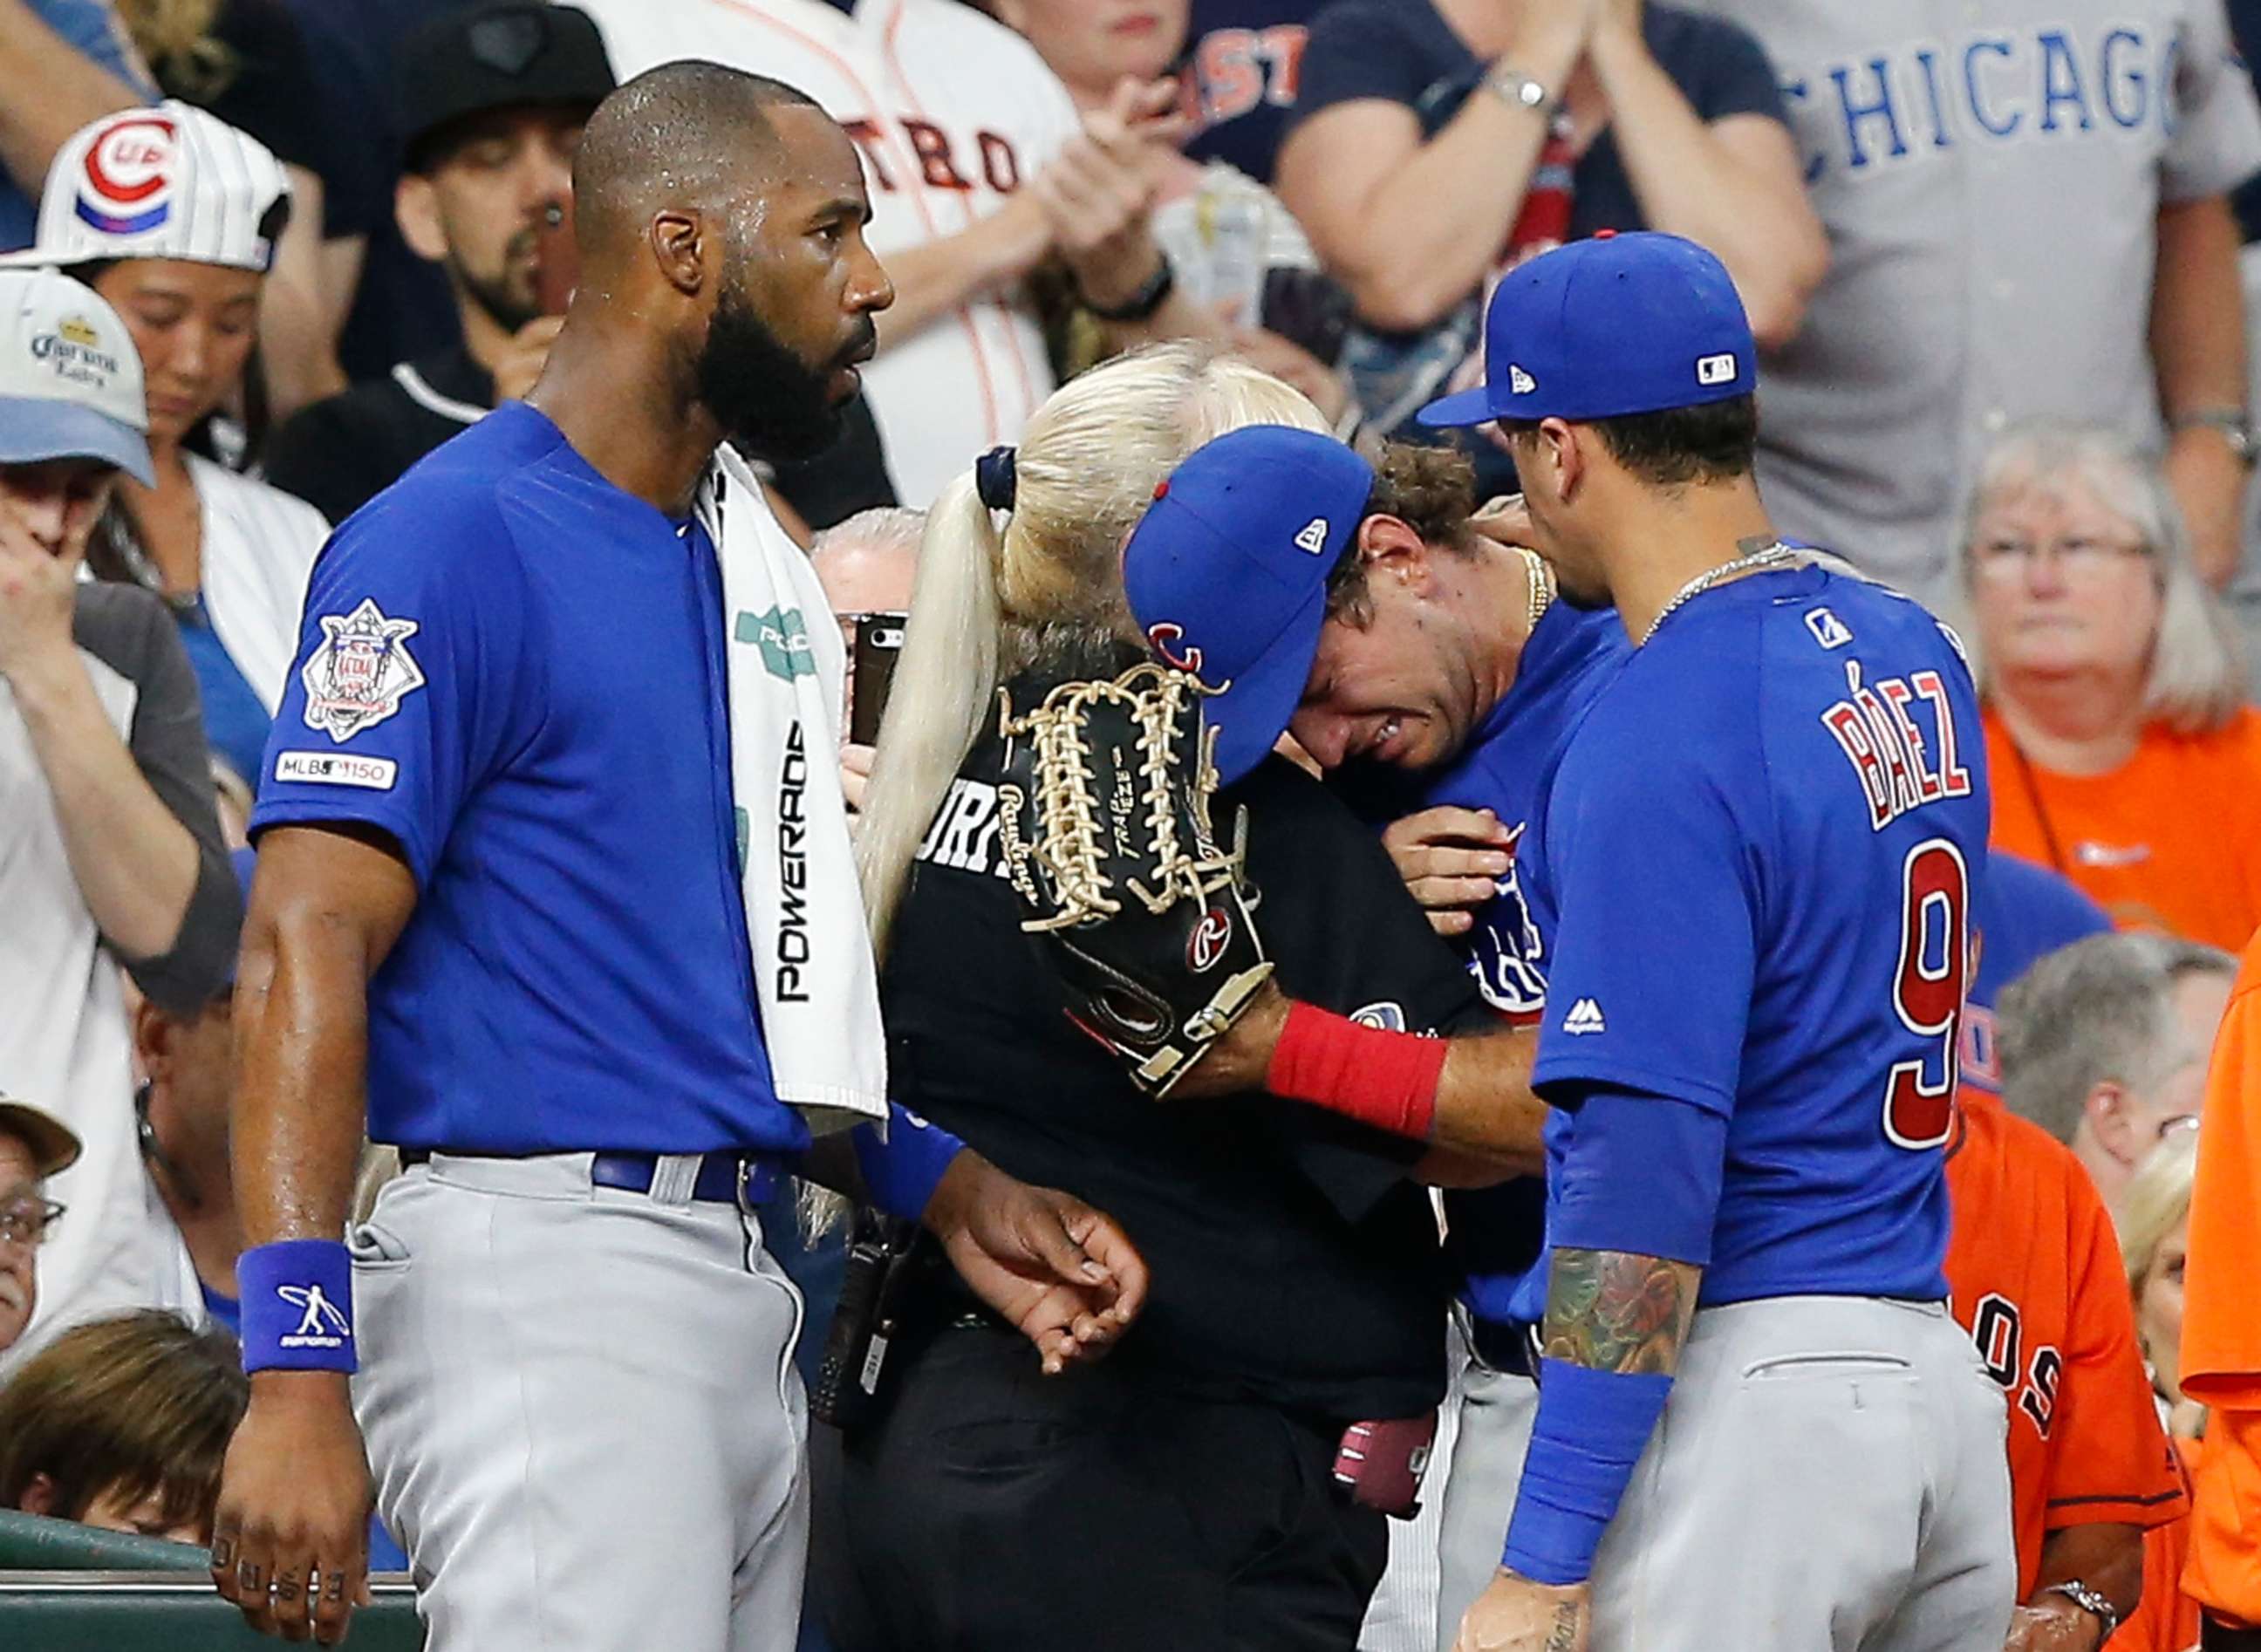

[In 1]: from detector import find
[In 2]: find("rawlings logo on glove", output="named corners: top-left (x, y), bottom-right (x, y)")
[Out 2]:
top-left (995, 662), bottom-right (1274, 1095)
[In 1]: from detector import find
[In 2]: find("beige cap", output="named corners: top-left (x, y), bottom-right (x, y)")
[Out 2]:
top-left (0, 1096), bottom-right (84, 1179)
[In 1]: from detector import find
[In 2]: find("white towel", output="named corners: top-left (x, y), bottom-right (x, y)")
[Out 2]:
top-left (695, 447), bottom-right (887, 1135)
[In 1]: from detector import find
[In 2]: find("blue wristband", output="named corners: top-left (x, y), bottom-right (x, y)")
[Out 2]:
top-left (852, 1103), bottom-right (966, 1222)
top-left (1501, 1361), bottom-right (1671, 1585)
top-left (237, 1239), bottom-right (358, 1375)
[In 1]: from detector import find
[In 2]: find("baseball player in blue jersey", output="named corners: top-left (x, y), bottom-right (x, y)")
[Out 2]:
top-left (1127, 232), bottom-right (2018, 1651)
top-left (1429, 231), bottom-right (2012, 1651)
top-left (207, 65), bottom-right (1144, 1651)
top-left (1121, 427), bottom-right (1623, 1648)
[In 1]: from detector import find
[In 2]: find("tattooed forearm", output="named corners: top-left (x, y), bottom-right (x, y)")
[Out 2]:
top-left (1540, 1247), bottom-right (1702, 1376)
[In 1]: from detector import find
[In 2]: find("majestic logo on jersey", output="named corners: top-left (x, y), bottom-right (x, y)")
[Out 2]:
top-left (1819, 662), bottom-right (1973, 830)
top-left (1561, 998), bottom-right (1606, 1035)
top-left (76, 113), bottom-right (178, 236)
top-left (276, 1283), bottom-right (350, 1349)
top-left (737, 605), bottom-right (816, 683)
top-left (1294, 517), bottom-right (1329, 556)
top-left (1804, 606), bottom-right (1853, 649)
top-left (301, 600), bottom-right (426, 743)
top-left (1466, 822), bottom-right (1548, 1017)
top-left (1695, 352), bottom-right (1738, 386)
top-left (1187, 908), bottom-right (1232, 973)
top-left (1507, 365), bottom-right (1537, 394)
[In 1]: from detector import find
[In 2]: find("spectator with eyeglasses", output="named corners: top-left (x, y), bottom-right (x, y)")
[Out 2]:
top-left (1996, 931), bottom-right (2235, 1227)
top-left (0, 1096), bottom-right (81, 1359)
top-left (1964, 425), bottom-right (2261, 950)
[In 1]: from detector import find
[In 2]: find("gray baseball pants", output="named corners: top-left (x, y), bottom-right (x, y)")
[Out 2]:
top-left (1432, 1296), bottom-right (2014, 1651)
top-left (349, 1152), bottom-right (809, 1652)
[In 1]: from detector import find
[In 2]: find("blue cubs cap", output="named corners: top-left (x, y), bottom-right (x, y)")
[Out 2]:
top-left (1417, 231), bottom-right (1754, 429)
top-left (1122, 427), bottom-right (1376, 787)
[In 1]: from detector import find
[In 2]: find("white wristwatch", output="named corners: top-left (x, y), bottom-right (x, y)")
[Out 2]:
top-left (1485, 60), bottom-right (1554, 113)
top-left (2039, 1580), bottom-right (2120, 1644)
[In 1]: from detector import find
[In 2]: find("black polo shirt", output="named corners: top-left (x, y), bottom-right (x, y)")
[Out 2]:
top-left (263, 343), bottom-right (898, 531)
top-left (883, 664), bottom-right (1488, 1423)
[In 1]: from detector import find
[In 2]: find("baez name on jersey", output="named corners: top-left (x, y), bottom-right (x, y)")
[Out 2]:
top-left (1820, 659), bottom-right (1973, 830)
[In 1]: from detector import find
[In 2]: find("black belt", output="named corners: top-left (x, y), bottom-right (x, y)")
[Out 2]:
top-left (397, 1149), bottom-right (785, 1206)
top-left (2205, 1620), bottom-right (2261, 1651)
top-left (1468, 1315), bottom-right (1542, 1381)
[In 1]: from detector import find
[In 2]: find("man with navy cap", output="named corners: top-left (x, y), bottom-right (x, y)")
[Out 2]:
top-left (1128, 233), bottom-right (2018, 1650)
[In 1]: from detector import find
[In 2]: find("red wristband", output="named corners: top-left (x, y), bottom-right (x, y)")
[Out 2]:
top-left (1266, 1001), bottom-right (1445, 1141)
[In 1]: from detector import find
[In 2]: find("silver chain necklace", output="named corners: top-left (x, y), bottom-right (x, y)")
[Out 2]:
top-left (1641, 541), bottom-right (1800, 645)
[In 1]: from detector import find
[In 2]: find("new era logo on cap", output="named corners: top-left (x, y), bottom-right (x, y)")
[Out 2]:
top-left (1508, 365), bottom-right (1536, 394)
top-left (1294, 517), bottom-right (1329, 556)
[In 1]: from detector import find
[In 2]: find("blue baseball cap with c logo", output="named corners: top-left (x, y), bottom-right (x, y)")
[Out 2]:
top-left (1121, 427), bottom-right (1376, 787)
top-left (1417, 231), bottom-right (1755, 428)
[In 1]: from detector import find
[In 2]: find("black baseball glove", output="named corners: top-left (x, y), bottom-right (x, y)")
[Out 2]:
top-left (995, 662), bottom-right (1274, 1095)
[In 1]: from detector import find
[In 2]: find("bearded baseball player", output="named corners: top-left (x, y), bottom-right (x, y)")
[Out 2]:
top-left (208, 65), bottom-right (1144, 1651)
top-left (1131, 233), bottom-right (2018, 1650)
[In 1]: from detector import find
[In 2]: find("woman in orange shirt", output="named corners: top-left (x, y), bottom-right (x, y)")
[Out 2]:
top-left (1962, 426), bottom-right (2261, 951)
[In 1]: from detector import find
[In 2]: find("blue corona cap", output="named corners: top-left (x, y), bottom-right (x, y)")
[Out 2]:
top-left (1122, 426), bottom-right (1376, 787)
top-left (1417, 231), bottom-right (1755, 428)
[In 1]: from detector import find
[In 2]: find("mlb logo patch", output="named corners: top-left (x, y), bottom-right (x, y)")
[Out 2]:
top-left (75, 113), bottom-right (178, 236)
top-left (1695, 352), bottom-right (1738, 387)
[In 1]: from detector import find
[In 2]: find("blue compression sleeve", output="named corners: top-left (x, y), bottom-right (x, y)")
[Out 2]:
top-left (852, 1103), bottom-right (967, 1222)
top-left (1502, 1088), bottom-right (1729, 1584)
top-left (1547, 1087), bottom-right (1728, 1266)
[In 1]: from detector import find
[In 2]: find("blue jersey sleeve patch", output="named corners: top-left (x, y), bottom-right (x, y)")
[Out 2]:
top-left (251, 488), bottom-right (534, 885)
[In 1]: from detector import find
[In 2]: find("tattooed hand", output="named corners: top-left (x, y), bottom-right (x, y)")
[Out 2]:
top-left (1452, 1570), bottom-right (1592, 1652)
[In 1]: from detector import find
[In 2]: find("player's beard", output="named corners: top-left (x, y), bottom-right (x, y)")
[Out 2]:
top-left (694, 275), bottom-right (869, 464)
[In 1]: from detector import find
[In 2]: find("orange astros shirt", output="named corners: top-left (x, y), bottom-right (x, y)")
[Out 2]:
top-left (2181, 927), bottom-right (2261, 1630)
top-left (1943, 1090), bottom-right (2187, 1598)
top-left (2117, 1437), bottom-right (2204, 1652)
top-left (1983, 704), bottom-right (2261, 951)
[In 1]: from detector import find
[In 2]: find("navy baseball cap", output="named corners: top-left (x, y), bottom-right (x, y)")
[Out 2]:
top-left (1417, 231), bottom-right (1754, 429)
top-left (1122, 427), bottom-right (1376, 787)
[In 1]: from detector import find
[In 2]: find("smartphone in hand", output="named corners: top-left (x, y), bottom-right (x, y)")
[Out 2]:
top-left (533, 197), bottom-right (579, 317)
top-left (849, 611), bottom-right (908, 747)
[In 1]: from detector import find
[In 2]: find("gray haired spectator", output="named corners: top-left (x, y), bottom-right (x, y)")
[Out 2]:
top-left (2000, 932), bottom-right (2235, 1220)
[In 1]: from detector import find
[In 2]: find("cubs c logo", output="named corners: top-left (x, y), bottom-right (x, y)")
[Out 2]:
top-left (1186, 908), bottom-right (1231, 973)
top-left (1147, 621), bottom-right (1203, 675)
top-left (77, 115), bottom-right (177, 236)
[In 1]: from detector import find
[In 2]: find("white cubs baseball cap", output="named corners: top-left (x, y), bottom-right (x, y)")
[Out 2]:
top-left (0, 265), bottom-right (154, 485)
top-left (17, 101), bottom-right (291, 273)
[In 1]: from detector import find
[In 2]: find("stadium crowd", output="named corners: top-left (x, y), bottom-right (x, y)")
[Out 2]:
top-left (2, 1), bottom-right (2260, 1649)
